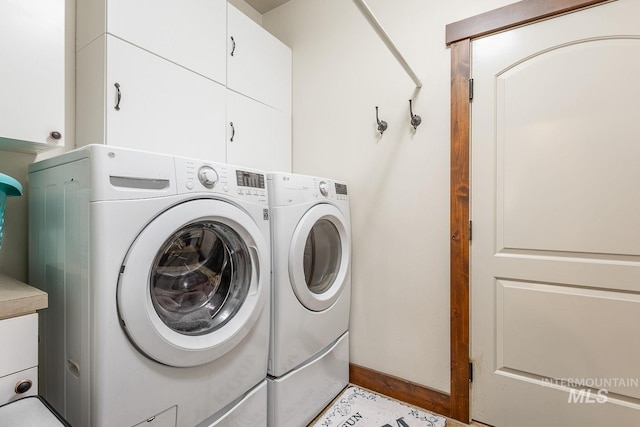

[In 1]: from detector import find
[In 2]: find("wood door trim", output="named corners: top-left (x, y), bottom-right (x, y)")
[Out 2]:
top-left (349, 363), bottom-right (451, 417)
top-left (446, 0), bottom-right (614, 45)
top-left (449, 38), bottom-right (471, 423)
top-left (447, 0), bottom-right (615, 423)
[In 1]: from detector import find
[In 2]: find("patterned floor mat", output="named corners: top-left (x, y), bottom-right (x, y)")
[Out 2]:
top-left (311, 386), bottom-right (447, 427)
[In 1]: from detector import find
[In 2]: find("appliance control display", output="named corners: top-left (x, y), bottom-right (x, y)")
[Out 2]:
top-left (236, 170), bottom-right (265, 189)
top-left (335, 183), bottom-right (348, 195)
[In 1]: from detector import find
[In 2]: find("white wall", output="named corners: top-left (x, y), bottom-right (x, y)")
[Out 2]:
top-left (263, 0), bottom-right (515, 393)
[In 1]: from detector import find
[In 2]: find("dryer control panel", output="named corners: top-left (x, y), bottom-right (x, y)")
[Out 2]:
top-left (174, 156), bottom-right (268, 205)
top-left (268, 172), bottom-right (349, 207)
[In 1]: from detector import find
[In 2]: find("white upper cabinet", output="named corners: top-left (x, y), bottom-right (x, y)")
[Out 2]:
top-left (76, 0), bottom-right (227, 85)
top-left (227, 90), bottom-right (291, 172)
top-left (227, 5), bottom-right (292, 114)
top-left (74, 1), bottom-right (291, 170)
top-left (0, 0), bottom-right (64, 153)
top-left (76, 35), bottom-right (227, 161)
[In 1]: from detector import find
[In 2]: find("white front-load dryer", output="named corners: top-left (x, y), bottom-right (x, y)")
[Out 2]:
top-left (267, 173), bottom-right (351, 427)
top-left (28, 145), bottom-right (271, 427)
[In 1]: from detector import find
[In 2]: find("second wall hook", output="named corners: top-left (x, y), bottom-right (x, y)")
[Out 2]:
top-left (409, 99), bottom-right (422, 130)
top-left (376, 106), bottom-right (388, 135)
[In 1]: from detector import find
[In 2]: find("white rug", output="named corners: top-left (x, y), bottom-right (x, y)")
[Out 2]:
top-left (311, 386), bottom-right (447, 427)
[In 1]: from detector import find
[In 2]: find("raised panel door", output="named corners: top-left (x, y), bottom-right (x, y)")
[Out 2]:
top-left (471, 0), bottom-right (640, 425)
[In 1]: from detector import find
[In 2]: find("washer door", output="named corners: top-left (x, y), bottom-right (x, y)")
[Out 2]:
top-left (288, 203), bottom-right (350, 312)
top-left (117, 199), bottom-right (268, 367)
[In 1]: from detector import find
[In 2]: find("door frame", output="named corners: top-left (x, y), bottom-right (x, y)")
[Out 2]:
top-left (445, 0), bottom-right (614, 422)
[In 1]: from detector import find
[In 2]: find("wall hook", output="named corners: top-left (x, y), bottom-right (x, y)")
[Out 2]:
top-left (376, 106), bottom-right (388, 135)
top-left (409, 99), bottom-right (422, 130)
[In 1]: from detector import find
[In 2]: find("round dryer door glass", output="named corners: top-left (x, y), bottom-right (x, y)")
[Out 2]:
top-left (289, 203), bottom-right (350, 312)
top-left (303, 219), bottom-right (342, 294)
top-left (150, 221), bottom-right (251, 336)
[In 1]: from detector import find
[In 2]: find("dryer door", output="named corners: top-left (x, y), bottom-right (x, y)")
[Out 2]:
top-left (117, 199), bottom-right (268, 367)
top-left (289, 203), bottom-right (350, 312)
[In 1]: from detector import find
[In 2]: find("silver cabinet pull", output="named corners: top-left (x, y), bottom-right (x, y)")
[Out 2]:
top-left (114, 82), bottom-right (121, 110)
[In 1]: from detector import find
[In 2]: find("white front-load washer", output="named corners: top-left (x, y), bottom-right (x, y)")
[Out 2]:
top-left (28, 145), bottom-right (271, 427)
top-left (267, 173), bottom-right (351, 427)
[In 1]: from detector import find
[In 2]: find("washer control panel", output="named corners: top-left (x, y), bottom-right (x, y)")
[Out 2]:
top-left (175, 157), bottom-right (268, 204)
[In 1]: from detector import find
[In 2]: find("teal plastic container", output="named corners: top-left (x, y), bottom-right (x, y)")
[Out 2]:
top-left (0, 173), bottom-right (23, 251)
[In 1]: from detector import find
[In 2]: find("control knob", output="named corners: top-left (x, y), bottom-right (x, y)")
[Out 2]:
top-left (198, 166), bottom-right (218, 188)
top-left (319, 181), bottom-right (329, 197)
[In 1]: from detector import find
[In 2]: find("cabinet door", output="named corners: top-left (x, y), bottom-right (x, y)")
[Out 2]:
top-left (227, 5), bottom-right (292, 114)
top-left (77, 35), bottom-right (227, 160)
top-left (0, 0), bottom-right (64, 152)
top-left (77, 0), bottom-right (227, 85)
top-left (227, 91), bottom-right (291, 172)
top-left (0, 314), bottom-right (38, 378)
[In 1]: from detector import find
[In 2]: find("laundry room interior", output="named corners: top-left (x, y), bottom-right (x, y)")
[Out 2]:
top-left (2, 0), bottom-right (639, 426)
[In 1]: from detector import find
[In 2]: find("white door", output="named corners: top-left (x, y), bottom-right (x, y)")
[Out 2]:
top-left (0, 0), bottom-right (64, 149)
top-left (118, 199), bottom-right (268, 367)
top-left (77, 0), bottom-right (227, 84)
top-left (227, 4), bottom-right (292, 114)
top-left (471, 0), bottom-right (640, 425)
top-left (103, 35), bottom-right (227, 160)
top-left (226, 90), bottom-right (291, 172)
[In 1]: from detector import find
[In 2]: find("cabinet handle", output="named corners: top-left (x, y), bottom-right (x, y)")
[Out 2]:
top-left (229, 122), bottom-right (235, 142)
top-left (230, 36), bottom-right (236, 56)
top-left (114, 82), bottom-right (121, 110)
top-left (14, 379), bottom-right (32, 394)
top-left (50, 131), bottom-right (62, 140)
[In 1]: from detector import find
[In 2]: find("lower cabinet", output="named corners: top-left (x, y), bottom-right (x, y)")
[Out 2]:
top-left (0, 314), bottom-right (39, 404)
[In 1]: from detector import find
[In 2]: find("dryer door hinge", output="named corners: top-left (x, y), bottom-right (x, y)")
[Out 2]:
top-left (469, 79), bottom-right (474, 101)
top-left (469, 361), bottom-right (474, 383)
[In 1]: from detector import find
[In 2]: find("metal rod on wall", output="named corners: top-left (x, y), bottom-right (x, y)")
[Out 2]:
top-left (352, 0), bottom-right (422, 88)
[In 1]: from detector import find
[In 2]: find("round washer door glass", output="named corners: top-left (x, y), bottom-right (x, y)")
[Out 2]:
top-left (118, 199), bottom-right (268, 368)
top-left (289, 204), bottom-right (350, 312)
top-left (151, 221), bottom-right (250, 336)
